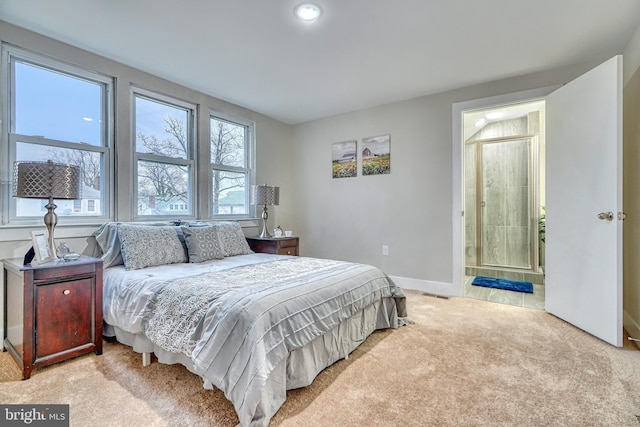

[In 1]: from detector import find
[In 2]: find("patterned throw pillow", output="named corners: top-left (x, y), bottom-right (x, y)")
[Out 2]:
top-left (118, 225), bottom-right (188, 270)
top-left (93, 221), bottom-right (175, 268)
top-left (214, 221), bottom-right (253, 256)
top-left (181, 225), bottom-right (224, 263)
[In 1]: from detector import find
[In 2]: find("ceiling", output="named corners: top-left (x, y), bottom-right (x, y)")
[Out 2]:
top-left (1, 0), bottom-right (639, 125)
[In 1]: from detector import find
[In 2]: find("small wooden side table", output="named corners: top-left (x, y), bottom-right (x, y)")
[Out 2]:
top-left (2, 256), bottom-right (103, 379)
top-left (246, 236), bottom-right (299, 256)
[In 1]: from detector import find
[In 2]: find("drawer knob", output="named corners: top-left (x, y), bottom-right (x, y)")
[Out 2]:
top-left (63, 289), bottom-right (71, 295)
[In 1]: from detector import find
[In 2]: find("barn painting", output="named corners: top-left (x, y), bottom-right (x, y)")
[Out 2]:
top-left (362, 134), bottom-right (390, 176)
top-left (332, 140), bottom-right (357, 178)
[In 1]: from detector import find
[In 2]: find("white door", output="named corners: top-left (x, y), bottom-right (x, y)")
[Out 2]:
top-left (545, 56), bottom-right (623, 347)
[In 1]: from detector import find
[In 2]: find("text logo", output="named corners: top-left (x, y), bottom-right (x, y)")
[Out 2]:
top-left (0, 405), bottom-right (69, 426)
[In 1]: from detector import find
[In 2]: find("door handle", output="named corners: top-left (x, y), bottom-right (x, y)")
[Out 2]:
top-left (597, 212), bottom-right (614, 221)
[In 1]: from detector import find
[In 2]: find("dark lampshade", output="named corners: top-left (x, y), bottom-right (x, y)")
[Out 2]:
top-left (13, 160), bottom-right (82, 261)
top-left (13, 161), bottom-right (81, 200)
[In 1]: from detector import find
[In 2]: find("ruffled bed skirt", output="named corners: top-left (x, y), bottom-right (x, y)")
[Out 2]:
top-left (103, 296), bottom-right (399, 426)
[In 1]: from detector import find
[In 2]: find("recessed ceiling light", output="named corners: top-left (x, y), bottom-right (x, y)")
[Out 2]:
top-left (82, 117), bottom-right (94, 122)
top-left (294, 3), bottom-right (322, 22)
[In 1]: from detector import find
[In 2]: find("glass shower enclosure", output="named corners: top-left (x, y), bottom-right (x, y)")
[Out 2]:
top-left (464, 106), bottom-right (543, 276)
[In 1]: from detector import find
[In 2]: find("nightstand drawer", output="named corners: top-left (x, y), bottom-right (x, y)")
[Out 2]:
top-left (278, 246), bottom-right (298, 256)
top-left (33, 262), bottom-right (97, 282)
top-left (279, 238), bottom-right (298, 248)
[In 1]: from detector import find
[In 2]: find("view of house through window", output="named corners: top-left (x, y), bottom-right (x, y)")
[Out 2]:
top-left (134, 91), bottom-right (194, 217)
top-left (211, 116), bottom-right (252, 216)
top-left (6, 47), bottom-right (111, 221)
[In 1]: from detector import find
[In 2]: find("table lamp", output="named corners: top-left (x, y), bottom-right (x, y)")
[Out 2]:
top-left (250, 184), bottom-right (279, 238)
top-left (13, 160), bottom-right (82, 259)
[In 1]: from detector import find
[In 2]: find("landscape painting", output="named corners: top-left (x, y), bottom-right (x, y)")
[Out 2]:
top-left (332, 140), bottom-right (357, 178)
top-left (362, 134), bottom-right (390, 175)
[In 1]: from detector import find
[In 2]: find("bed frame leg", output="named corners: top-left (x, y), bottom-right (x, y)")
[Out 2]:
top-left (142, 352), bottom-right (152, 367)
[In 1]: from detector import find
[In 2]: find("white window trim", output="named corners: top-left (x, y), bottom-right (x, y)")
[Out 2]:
top-left (209, 111), bottom-right (256, 220)
top-left (1, 44), bottom-right (114, 227)
top-left (132, 87), bottom-right (197, 221)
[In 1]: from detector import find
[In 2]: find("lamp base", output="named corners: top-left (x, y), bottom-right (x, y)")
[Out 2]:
top-left (44, 198), bottom-right (58, 259)
top-left (258, 205), bottom-right (272, 238)
top-left (258, 227), bottom-right (272, 238)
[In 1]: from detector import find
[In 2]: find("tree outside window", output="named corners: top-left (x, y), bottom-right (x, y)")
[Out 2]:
top-left (211, 116), bottom-right (252, 217)
top-left (134, 91), bottom-right (194, 217)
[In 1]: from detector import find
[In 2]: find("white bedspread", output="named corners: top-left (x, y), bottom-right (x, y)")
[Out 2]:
top-left (103, 253), bottom-right (405, 426)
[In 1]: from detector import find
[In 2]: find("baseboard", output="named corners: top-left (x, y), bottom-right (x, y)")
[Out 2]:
top-left (623, 310), bottom-right (640, 350)
top-left (389, 275), bottom-right (461, 297)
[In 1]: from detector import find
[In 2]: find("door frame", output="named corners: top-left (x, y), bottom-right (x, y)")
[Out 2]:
top-left (452, 86), bottom-right (559, 297)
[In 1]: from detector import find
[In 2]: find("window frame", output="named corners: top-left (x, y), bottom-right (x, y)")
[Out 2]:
top-left (209, 111), bottom-right (256, 220)
top-left (132, 87), bottom-right (197, 220)
top-left (1, 44), bottom-right (114, 226)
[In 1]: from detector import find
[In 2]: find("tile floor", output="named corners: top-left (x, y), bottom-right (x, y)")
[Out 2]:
top-left (464, 275), bottom-right (545, 310)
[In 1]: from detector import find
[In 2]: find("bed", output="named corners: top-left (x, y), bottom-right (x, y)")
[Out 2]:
top-left (92, 221), bottom-right (406, 427)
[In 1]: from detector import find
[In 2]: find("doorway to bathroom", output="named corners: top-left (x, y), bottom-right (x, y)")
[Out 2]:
top-left (453, 57), bottom-right (622, 346)
top-left (462, 100), bottom-right (546, 309)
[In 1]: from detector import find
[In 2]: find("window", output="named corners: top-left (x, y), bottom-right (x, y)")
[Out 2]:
top-left (210, 115), bottom-right (254, 217)
top-left (3, 46), bottom-right (112, 224)
top-left (133, 89), bottom-right (195, 218)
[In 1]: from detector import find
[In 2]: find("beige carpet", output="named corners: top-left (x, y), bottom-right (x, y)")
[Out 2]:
top-left (1, 290), bottom-right (639, 426)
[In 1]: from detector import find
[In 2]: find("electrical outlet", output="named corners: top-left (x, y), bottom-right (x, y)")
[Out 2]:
top-left (382, 245), bottom-right (389, 256)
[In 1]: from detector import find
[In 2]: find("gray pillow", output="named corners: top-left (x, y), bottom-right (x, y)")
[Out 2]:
top-left (93, 222), bottom-right (124, 268)
top-left (214, 221), bottom-right (253, 256)
top-left (93, 221), bottom-right (175, 268)
top-left (181, 225), bottom-right (224, 263)
top-left (118, 225), bottom-right (188, 270)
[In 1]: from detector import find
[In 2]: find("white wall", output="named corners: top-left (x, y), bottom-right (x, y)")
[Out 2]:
top-left (291, 60), bottom-right (613, 295)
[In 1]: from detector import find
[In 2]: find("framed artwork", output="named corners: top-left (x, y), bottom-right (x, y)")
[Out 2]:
top-left (362, 134), bottom-right (391, 176)
top-left (31, 230), bottom-right (54, 264)
top-left (332, 140), bottom-right (357, 178)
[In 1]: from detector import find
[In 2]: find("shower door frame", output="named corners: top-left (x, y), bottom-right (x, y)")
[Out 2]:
top-left (469, 134), bottom-right (540, 273)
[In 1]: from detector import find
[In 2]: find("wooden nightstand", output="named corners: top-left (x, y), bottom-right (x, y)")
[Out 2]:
top-left (2, 256), bottom-right (103, 379)
top-left (246, 236), bottom-right (299, 256)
